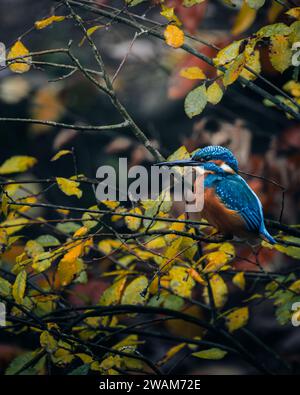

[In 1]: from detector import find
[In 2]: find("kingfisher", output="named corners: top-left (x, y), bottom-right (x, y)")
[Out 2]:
top-left (156, 145), bottom-right (275, 244)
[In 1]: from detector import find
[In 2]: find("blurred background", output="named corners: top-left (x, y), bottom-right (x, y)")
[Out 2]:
top-left (0, 0), bottom-right (300, 374)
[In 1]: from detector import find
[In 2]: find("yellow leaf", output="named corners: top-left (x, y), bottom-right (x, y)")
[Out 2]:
top-left (101, 200), bottom-right (120, 210)
top-left (0, 156), bottom-right (37, 174)
top-left (1, 218), bottom-right (29, 236)
top-left (180, 67), bottom-right (206, 80)
top-left (73, 226), bottom-right (88, 238)
top-left (188, 268), bottom-right (206, 286)
top-left (35, 15), bottom-right (65, 30)
top-left (40, 331), bottom-right (58, 353)
top-left (223, 54), bottom-right (245, 86)
top-left (269, 35), bottom-right (291, 73)
top-left (169, 266), bottom-right (195, 298)
top-left (286, 7), bottom-right (300, 20)
top-left (12, 270), bottom-right (27, 304)
top-left (76, 353), bottom-right (93, 364)
top-left (125, 208), bottom-right (142, 231)
top-left (232, 272), bottom-right (246, 290)
top-left (56, 177), bottom-right (82, 199)
top-left (161, 237), bottom-right (183, 270)
top-left (51, 150), bottom-right (72, 161)
top-left (283, 80), bottom-right (300, 97)
top-left (225, 306), bottom-right (249, 332)
top-left (121, 276), bottom-right (148, 305)
top-left (160, 5), bottom-right (181, 26)
top-left (99, 277), bottom-right (127, 306)
top-left (57, 258), bottom-right (84, 287)
top-left (7, 41), bottom-right (31, 74)
top-left (164, 25), bottom-right (184, 48)
top-left (214, 40), bottom-right (243, 66)
top-left (203, 251), bottom-right (230, 273)
top-left (159, 343), bottom-right (186, 366)
top-left (240, 47), bottom-right (261, 81)
top-left (192, 347), bottom-right (227, 360)
top-left (203, 274), bottom-right (228, 309)
top-left (231, 2), bottom-right (257, 36)
top-left (25, 240), bottom-right (44, 258)
top-left (206, 82), bottom-right (223, 104)
top-left (79, 25), bottom-right (103, 47)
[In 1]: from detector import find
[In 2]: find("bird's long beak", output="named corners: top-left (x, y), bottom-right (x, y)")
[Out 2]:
top-left (154, 159), bottom-right (200, 167)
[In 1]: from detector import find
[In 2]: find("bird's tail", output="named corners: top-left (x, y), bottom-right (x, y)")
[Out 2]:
top-left (260, 224), bottom-right (276, 244)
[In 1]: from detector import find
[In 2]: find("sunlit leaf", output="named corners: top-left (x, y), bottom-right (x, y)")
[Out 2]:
top-left (7, 41), bottom-right (31, 74)
top-left (180, 67), bottom-right (206, 80)
top-left (160, 5), bottom-right (181, 26)
top-left (0, 156), bottom-right (37, 174)
top-left (56, 177), bottom-right (82, 199)
top-left (51, 150), bottom-right (72, 161)
top-left (286, 7), bottom-right (300, 20)
top-left (164, 25), bottom-right (184, 48)
top-left (35, 15), bottom-right (65, 30)
top-left (232, 272), bottom-right (246, 290)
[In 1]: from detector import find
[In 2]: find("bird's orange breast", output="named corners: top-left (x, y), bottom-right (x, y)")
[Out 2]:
top-left (188, 187), bottom-right (251, 238)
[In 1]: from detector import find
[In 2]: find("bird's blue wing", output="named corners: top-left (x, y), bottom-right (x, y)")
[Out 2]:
top-left (215, 175), bottom-right (264, 232)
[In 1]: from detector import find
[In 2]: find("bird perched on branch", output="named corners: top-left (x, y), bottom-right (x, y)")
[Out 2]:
top-left (156, 145), bottom-right (275, 244)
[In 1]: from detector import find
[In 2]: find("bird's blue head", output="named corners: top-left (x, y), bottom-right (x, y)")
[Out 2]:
top-left (155, 145), bottom-right (239, 173)
top-left (192, 146), bottom-right (239, 173)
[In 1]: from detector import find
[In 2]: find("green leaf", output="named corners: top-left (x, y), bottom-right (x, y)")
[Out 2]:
top-left (5, 351), bottom-right (36, 375)
top-left (12, 270), bottom-right (27, 304)
top-left (68, 364), bottom-right (90, 375)
top-left (257, 23), bottom-right (291, 37)
top-left (192, 348), bottom-right (228, 360)
top-left (35, 235), bottom-right (60, 247)
top-left (184, 85), bottom-right (207, 118)
top-left (121, 276), bottom-right (149, 305)
top-left (56, 221), bottom-right (81, 234)
top-left (0, 277), bottom-right (12, 297)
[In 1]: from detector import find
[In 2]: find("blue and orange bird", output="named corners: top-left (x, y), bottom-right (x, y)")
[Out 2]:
top-left (156, 145), bottom-right (276, 244)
